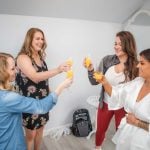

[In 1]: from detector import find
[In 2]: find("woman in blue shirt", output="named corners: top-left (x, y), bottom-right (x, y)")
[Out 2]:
top-left (0, 52), bottom-right (72, 150)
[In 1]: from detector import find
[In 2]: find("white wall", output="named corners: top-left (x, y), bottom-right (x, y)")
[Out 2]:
top-left (0, 14), bottom-right (122, 133)
top-left (128, 25), bottom-right (150, 52)
top-left (1, 14), bottom-right (150, 134)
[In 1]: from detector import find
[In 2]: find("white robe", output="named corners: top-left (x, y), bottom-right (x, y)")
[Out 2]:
top-left (108, 77), bottom-right (150, 150)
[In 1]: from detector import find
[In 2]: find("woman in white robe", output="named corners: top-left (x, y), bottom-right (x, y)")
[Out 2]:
top-left (95, 49), bottom-right (150, 150)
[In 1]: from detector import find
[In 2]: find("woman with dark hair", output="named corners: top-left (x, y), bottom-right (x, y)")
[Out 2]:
top-left (84, 31), bottom-right (138, 150)
top-left (0, 52), bottom-right (72, 150)
top-left (96, 48), bottom-right (150, 150)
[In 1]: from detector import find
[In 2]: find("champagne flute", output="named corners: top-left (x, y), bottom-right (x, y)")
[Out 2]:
top-left (66, 57), bottom-right (73, 92)
top-left (85, 55), bottom-right (91, 68)
top-left (66, 70), bottom-right (73, 92)
top-left (66, 57), bottom-right (73, 68)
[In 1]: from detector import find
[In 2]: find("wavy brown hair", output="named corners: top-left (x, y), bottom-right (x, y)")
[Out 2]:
top-left (0, 52), bottom-right (14, 90)
top-left (116, 31), bottom-right (138, 81)
top-left (17, 28), bottom-right (47, 59)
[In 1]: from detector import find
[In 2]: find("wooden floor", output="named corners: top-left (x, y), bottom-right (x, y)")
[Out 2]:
top-left (40, 118), bottom-right (116, 150)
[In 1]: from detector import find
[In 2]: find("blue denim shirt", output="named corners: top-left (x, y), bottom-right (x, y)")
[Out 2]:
top-left (0, 90), bottom-right (57, 150)
top-left (88, 55), bottom-right (120, 108)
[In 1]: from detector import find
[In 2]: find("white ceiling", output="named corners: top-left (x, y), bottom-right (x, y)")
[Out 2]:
top-left (0, 0), bottom-right (150, 26)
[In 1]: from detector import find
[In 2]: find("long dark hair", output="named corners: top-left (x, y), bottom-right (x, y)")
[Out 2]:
top-left (116, 31), bottom-right (138, 81)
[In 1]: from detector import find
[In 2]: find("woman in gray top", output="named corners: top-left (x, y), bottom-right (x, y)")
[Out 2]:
top-left (84, 31), bottom-right (138, 150)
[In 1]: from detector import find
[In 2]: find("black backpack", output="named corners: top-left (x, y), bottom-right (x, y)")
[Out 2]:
top-left (71, 108), bottom-right (92, 137)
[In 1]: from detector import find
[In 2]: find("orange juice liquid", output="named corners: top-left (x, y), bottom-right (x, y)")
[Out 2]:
top-left (66, 70), bottom-right (73, 78)
top-left (85, 57), bottom-right (91, 68)
top-left (93, 71), bottom-right (103, 80)
top-left (66, 58), bottom-right (73, 67)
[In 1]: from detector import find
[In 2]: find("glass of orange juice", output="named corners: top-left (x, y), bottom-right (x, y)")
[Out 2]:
top-left (66, 70), bottom-right (73, 92)
top-left (66, 70), bottom-right (73, 79)
top-left (93, 71), bottom-right (103, 81)
top-left (66, 57), bottom-right (73, 67)
top-left (85, 56), bottom-right (91, 68)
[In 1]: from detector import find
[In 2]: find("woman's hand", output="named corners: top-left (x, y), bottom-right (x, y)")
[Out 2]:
top-left (55, 78), bottom-right (73, 96)
top-left (126, 113), bottom-right (139, 126)
top-left (59, 78), bottom-right (73, 89)
top-left (93, 71), bottom-right (103, 82)
top-left (126, 112), bottom-right (149, 131)
top-left (93, 72), bottom-right (108, 86)
top-left (83, 57), bottom-right (94, 71)
top-left (57, 62), bottom-right (71, 73)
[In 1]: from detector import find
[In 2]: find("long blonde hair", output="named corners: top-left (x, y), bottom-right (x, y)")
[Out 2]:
top-left (0, 52), bottom-right (14, 90)
top-left (17, 28), bottom-right (47, 59)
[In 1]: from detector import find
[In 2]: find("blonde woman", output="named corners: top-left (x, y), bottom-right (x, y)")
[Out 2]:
top-left (0, 52), bottom-right (72, 150)
top-left (16, 28), bottom-right (71, 150)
